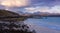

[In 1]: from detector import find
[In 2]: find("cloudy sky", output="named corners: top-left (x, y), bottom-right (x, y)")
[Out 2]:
top-left (0, 0), bottom-right (60, 13)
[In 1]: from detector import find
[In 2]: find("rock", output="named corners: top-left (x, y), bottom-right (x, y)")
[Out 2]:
top-left (0, 21), bottom-right (36, 33)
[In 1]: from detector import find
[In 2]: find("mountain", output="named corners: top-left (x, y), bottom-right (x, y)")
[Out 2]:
top-left (0, 9), bottom-right (28, 22)
top-left (0, 9), bottom-right (20, 16)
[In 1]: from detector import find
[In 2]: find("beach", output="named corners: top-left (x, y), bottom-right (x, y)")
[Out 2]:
top-left (24, 17), bottom-right (60, 33)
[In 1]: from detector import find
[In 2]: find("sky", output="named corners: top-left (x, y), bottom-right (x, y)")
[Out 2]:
top-left (0, 0), bottom-right (60, 13)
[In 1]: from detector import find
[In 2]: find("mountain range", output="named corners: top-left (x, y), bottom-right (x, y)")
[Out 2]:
top-left (17, 11), bottom-right (60, 17)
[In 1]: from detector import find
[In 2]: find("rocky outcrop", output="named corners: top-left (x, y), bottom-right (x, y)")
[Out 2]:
top-left (0, 21), bottom-right (36, 33)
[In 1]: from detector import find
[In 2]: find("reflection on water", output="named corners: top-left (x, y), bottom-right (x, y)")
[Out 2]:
top-left (24, 17), bottom-right (60, 33)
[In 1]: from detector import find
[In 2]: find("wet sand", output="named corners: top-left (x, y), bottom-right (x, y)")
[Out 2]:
top-left (28, 24), bottom-right (60, 33)
top-left (24, 18), bottom-right (60, 33)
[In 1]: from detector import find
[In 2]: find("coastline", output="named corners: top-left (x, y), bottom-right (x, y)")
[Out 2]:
top-left (26, 23), bottom-right (60, 33)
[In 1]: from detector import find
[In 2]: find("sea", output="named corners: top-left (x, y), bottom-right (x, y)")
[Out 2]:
top-left (24, 17), bottom-right (60, 33)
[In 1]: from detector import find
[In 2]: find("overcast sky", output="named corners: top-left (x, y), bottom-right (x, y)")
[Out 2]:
top-left (0, 0), bottom-right (60, 13)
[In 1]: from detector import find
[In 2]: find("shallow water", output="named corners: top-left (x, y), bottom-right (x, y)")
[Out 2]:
top-left (24, 17), bottom-right (60, 33)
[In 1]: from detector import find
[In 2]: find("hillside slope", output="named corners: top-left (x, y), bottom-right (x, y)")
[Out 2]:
top-left (0, 10), bottom-right (28, 22)
top-left (0, 10), bottom-right (20, 16)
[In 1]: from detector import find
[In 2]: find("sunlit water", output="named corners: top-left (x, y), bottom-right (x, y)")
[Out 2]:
top-left (24, 17), bottom-right (60, 33)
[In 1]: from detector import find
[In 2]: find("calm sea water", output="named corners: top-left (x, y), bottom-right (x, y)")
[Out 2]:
top-left (24, 17), bottom-right (60, 33)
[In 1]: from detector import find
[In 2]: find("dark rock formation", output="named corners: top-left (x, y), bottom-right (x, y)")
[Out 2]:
top-left (0, 22), bottom-right (35, 33)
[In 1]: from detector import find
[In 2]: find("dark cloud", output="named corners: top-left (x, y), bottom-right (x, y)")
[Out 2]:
top-left (30, 0), bottom-right (60, 6)
top-left (0, 0), bottom-right (60, 13)
top-left (31, 0), bottom-right (55, 4)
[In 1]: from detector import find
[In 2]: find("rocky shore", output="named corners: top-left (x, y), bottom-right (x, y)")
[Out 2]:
top-left (0, 21), bottom-right (36, 33)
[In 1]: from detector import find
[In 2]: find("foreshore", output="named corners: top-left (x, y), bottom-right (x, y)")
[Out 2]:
top-left (26, 23), bottom-right (60, 33)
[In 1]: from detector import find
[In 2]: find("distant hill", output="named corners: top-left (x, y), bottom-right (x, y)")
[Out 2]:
top-left (29, 12), bottom-right (60, 17)
top-left (0, 10), bottom-right (20, 16)
top-left (18, 11), bottom-right (60, 17)
top-left (0, 10), bottom-right (28, 22)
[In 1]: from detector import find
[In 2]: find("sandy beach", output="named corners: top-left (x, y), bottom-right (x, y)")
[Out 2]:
top-left (29, 24), bottom-right (60, 33)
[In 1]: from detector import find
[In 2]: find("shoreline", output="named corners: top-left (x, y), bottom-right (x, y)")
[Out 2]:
top-left (27, 24), bottom-right (60, 33)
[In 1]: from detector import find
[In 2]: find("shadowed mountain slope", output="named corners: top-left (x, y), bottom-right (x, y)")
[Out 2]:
top-left (0, 10), bottom-right (28, 22)
top-left (0, 10), bottom-right (20, 16)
